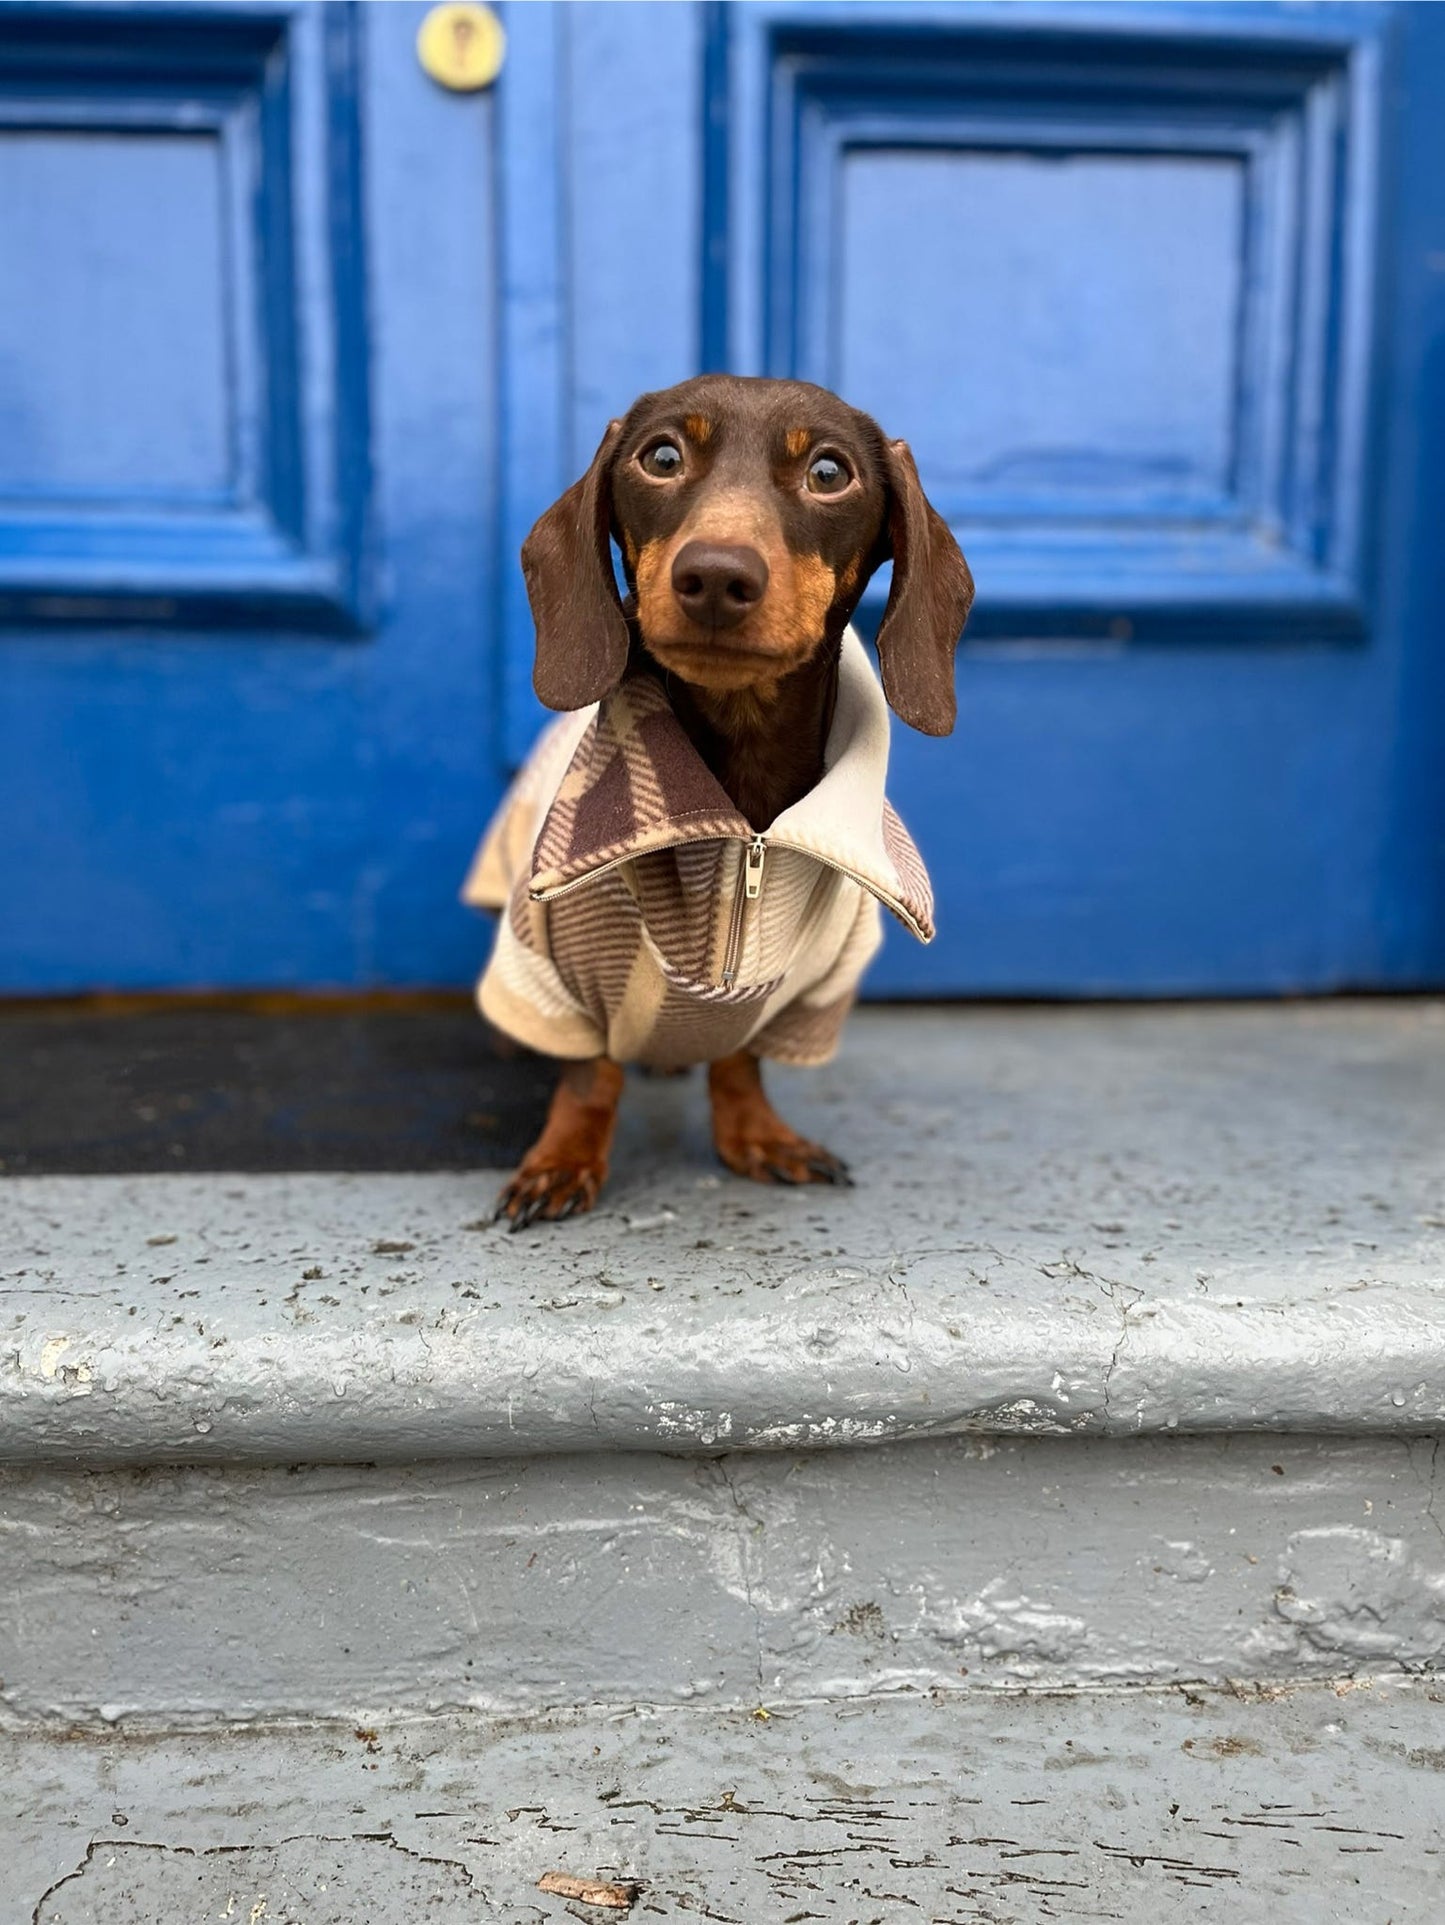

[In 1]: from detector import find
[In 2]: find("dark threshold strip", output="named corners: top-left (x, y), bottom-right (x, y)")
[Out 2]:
top-left (0, 1000), bottom-right (557, 1174)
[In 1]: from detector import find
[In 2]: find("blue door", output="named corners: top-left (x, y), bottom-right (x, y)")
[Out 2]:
top-left (4, 1), bottom-right (1444, 997)
top-left (1, 0), bottom-right (499, 990)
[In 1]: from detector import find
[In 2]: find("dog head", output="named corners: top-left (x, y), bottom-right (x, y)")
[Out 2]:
top-left (521, 375), bottom-right (974, 735)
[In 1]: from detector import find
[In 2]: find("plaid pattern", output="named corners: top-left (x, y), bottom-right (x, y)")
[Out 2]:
top-left (531, 673), bottom-right (751, 894)
top-left (463, 629), bottom-right (932, 1067)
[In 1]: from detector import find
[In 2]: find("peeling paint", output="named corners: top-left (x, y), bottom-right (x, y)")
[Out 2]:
top-left (1154, 1540), bottom-right (1214, 1585)
top-left (36, 1336), bottom-right (70, 1381)
top-left (7, 1436), bottom-right (1440, 1726)
top-left (11, 1689), bottom-right (1445, 1923)
top-left (32, 1834), bottom-right (483, 1925)
top-left (938, 1576), bottom-right (1090, 1671)
top-left (1270, 1527), bottom-right (1445, 1661)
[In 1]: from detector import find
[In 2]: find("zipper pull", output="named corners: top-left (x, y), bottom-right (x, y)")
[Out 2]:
top-left (745, 835), bottom-right (766, 898)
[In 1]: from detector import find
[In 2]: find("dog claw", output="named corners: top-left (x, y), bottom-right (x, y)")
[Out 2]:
top-left (716, 1137), bottom-right (852, 1187)
top-left (494, 1166), bottom-right (602, 1230)
top-left (807, 1154), bottom-right (852, 1186)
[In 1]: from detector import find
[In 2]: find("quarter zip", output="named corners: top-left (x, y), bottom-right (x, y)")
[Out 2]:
top-left (744, 834), bottom-right (767, 898)
top-left (531, 827), bottom-right (927, 941)
top-left (508, 631), bottom-right (932, 938)
top-left (720, 835), bottom-right (766, 986)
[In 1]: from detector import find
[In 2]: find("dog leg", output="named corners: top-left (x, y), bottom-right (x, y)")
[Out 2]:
top-left (707, 1049), bottom-right (852, 1186)
top-left (494, 1056), bottom-right (625, 1229)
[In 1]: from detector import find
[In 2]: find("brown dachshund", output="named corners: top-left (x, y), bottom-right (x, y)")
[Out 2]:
top-left (470, 374), bottom-right (972, 1227)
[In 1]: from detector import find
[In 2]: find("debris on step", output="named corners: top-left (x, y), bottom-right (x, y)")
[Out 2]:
top-left (536, 1871), bottom-right (639, 1910)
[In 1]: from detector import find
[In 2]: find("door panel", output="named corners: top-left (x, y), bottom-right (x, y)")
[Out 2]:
top-left (0, 4), bottom-right (371, 627)
top-left (732, 8), bottom-right (1380, 638)
top-left (0, 2), bottom-right (496, 990)
top-left (537, 0), bottom-right (1445, 994)
top-left (0, 130), bottom-right (230, 499)
top-left (837, 148), bottom-right (1245, 515)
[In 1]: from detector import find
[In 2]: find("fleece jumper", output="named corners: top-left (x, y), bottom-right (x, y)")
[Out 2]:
top-left (461, 627), bottom-right (934, 1070)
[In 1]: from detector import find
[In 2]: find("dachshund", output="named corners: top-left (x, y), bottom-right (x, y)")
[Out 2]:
top-left (465, 375), bottom-right (973, 1227)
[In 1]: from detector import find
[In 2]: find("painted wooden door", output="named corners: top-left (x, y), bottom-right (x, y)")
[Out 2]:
top-left (4, 1), bottom-right (1444, 999)
top-left (0, 0), bottom-right (501, 991)
top-left (502, 0), bottom-right (1445, 996)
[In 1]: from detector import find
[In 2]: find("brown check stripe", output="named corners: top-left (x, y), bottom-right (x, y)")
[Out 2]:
top-left (469, 636), bottom-right (933, 1068)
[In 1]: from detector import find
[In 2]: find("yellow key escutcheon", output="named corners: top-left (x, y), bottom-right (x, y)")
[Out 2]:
top-left (417, 3), bottom-right (505, 93)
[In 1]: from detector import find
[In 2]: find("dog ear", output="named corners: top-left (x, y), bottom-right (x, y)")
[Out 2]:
top-left (522, 419), bottom-right (630, 710)
top-left (873, 438), bottom-right (974, 736)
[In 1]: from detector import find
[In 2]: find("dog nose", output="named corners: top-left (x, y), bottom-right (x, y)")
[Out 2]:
top-left (671, 541), bottom-right (769, 629)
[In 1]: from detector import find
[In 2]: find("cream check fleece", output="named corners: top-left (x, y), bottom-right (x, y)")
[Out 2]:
top-left (462, 628), bottom-right (933, 1069)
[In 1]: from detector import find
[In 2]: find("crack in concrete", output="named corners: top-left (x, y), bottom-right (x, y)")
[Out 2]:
top-left (1408, 1434), bottom-right (1444, 1544)
top-left (1100, 1278), bottom-right (1145, 1428)
top-left (715, 1460), bottom-right (767, 1699)
top-left (30, 1831), bottom-right (483, 1925)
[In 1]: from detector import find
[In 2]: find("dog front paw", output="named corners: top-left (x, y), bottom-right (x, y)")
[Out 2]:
top-left (493, 1155), bottom-right (605, 1230)
top-left (714, 1122), bottom-right (852, 1187)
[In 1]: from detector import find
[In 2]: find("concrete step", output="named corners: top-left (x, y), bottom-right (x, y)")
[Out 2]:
top-left (5, 1005), bottom-right (1444, 1916)
top-left (4, 1433), bottom-right (1443, 1727)
top-left (5, 1004), bottom-right (1445, 1463)
top-left (3, 1006), bottom-right (1445, 1720)
top-left (11, 1684), bottom-right (1445, 1924)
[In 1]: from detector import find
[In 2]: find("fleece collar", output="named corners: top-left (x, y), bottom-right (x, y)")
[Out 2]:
top-left (528, 628), bottom-right (934, 942)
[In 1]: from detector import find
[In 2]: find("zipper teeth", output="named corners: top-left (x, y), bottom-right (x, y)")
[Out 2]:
top-left (720, 837), bottom-right (763, 986)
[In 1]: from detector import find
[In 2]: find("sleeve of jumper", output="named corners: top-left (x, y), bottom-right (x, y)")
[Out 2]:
top-left (475, 883), bottom-right (607, 1060)
top-left (460, 712), bottom-right (590, 913)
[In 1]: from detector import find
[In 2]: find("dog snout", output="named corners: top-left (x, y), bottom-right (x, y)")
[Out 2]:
top-left (671, 541), bottom-right (769, 630)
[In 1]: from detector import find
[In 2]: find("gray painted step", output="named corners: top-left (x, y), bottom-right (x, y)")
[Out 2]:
top-left (5, 1434), bottom-right (1443, 1724)
top-left (11, 1684), bottom-right (1444, 1924)
top-left (6, 1004), bottom-right (1445, 1463)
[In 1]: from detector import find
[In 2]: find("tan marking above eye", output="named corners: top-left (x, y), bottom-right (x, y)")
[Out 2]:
top-left (784, 428), bottom-right (810, 460)
top-left (683, 414), bottom-right (713, 445)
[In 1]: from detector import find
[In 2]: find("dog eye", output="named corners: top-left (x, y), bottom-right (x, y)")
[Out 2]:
top-left (805, 453), bottom-right (852, 496)
top-left (640, 439), bottom-right (684, 479)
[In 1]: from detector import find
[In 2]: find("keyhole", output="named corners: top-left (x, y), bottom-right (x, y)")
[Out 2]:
top-left (417, 4), bottom-right (503, 92)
